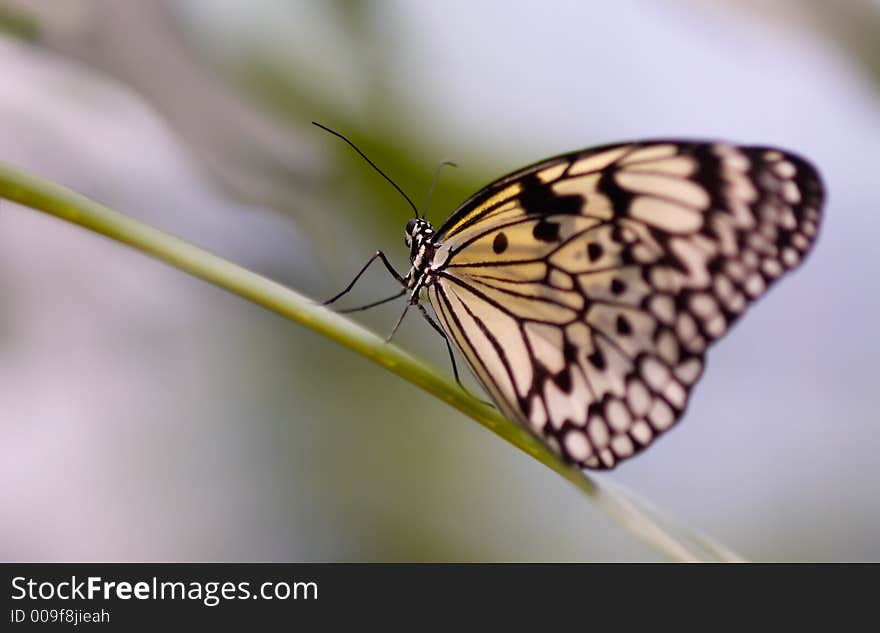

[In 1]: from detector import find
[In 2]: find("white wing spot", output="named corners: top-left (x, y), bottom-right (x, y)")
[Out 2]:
top-left (606, 399), bottom-right (632, 432)
top-left (773, 160), bottom-right (796, 178)
top-left (676, 313), bottom-right (698, 344)
top-left (548, 268), bottom-right (574, 289)
top-left (648, 399), bottom-right (675, 430)
top-left (630, 197), bottom-right (703, 233)
top-left (780, 208), bottom-right (797, 230)
top-left (656, 329), bottom-right (680, 365)
top-left (641, 357), bottom-right (671, 391)
top-left (664, 380), bottom-right (687, 408)
top-left (725, 260), bottom-right (747, 282)
top-left (685, 334), bottom-right (707, 353)
top-left (713, 144), bottom-right (750, 170)
top-left (564, 431), bottom-right (591, 461)
top-left (791, 233), bottom-right (809, 250)
top-left (611, 434), bottom-right (635, 457)
top-left (649, 294), bottom-right (676, 324)
top-left (650, 266), bottom-right (678, 293)
top-left (625, 156), bottom-right (696, 176)
top-left (627, 379), bottom-right (652, 416)
top-left (565, 321), bottom-right (591, 347)
top-left (528, 395), bottom-right (547, 430)
top-left (588, 416), bottom-right (610, 448)
top-left (536, 162), bottom-right (568, 183)
top-left (726, 291), bottom-right (746, 313)
top-left (726, 176), bottom-right (759, 205)
top-left (781, 181), bottom-right (802, 204)
top-left (761, 258), bottom-right (783, 278)
top-left (802, 221), bottom-right (817, 237)
top-left (568, 146), bottom-right (632, 175)
top-left (619, 144), bottom-right (678, 165)
top-left (524, 322), bottom-right (566, 374)
top-left (705, 314), bottom-right (726, 338)
top-left (714, 275), bottom-right (736, 304)
top-left (745, 274), bottom-right (766, 297)
top-left (760, 222), bottom-right (777, 241)
top-left (632, 243), bottom-right (659, 263)
top-left (690, 293), bottom-right (718, 318)
top-left (631, 420), bottom-right (653, 445)
top-left (599, 448), bottom-right (615, 468)
top-left (615, 171), bottom-right (710, 209)
top-left (674, 358), bottom-right (702, 384)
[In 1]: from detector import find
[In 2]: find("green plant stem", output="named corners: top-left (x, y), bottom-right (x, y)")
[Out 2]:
top-left (0, 161), bottom-right (742, 562)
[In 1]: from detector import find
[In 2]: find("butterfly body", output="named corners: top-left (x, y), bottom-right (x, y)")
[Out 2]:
top-left (396, 140), bottom-right (823, 469)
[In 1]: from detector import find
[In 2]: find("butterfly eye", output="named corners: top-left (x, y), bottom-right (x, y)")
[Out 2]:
top-left (406, 218), bottom-right (418, 234)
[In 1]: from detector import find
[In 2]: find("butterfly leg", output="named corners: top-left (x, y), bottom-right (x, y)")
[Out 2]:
top-left (323, 250), bottom-right (406, 305)
top-left (415, 303), bottom-right (495, 407)
top-left (385, 301), bottom-right (413, 342)
top-left (338, 289), bottom-right (407, 313)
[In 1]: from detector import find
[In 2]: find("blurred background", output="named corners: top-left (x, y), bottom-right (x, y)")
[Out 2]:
top-left (0, 0), bottom-right (877, 561)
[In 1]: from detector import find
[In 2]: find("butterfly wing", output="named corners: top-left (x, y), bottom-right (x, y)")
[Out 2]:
top-left (426, 141), bottom-right (823, 469)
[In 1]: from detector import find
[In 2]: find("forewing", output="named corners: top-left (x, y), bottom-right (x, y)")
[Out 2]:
top-left (429, 141), bottom-right (823, 469)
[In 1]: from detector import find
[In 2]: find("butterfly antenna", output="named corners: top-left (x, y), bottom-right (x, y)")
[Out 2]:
top-left (422, 160), bottom-right (457, 221)
top-left (312, 121), bottom-right (420, 219)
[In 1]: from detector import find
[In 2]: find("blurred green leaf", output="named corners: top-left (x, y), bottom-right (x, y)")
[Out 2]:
top-left (0, 5), bottom-right (39, 39)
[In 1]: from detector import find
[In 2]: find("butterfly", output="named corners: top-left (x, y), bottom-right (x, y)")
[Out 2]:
top-left (320, 125), bottom-right (824, 469)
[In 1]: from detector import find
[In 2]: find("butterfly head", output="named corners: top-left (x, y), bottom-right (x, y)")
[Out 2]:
top-left (405, 217), bottom-right (432, 245)
top-left (405, 217), bottom-right (435, 252)
top-left (405, 217), bottom-right (436, 283)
